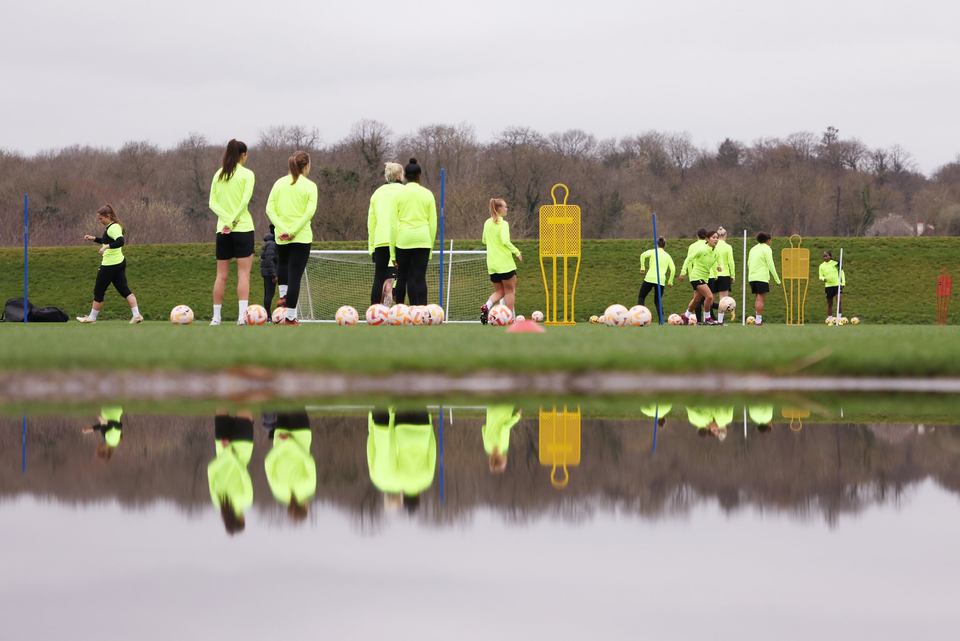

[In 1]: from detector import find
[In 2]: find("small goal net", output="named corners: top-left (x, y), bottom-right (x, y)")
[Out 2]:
top-left (296, 242), bottom-right (489, 322)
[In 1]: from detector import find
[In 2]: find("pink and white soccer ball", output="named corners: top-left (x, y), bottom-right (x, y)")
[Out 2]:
top-left (515, 314), bottom-right (526, 322)
top-left (489, 304), bottom-right (514, 327)
top-left (667, 313), bottom-right (684, 325)
top-left (366, 304), bottom-right (390, 326)
top-left (531, 310), bottom-right (544, 323)
top-left (243, 304), bottom-right (268, 325)
top-left (335, 305), bottom-right (359, 326)
top-left (604, 304), bottom-right (629, 327)
top-left (627, 305), bottom-right (652, 327)
top-left (271, 307), bottom-right (288, 324)
top-left (408, 306), bottom-right (428, 326)
top-left (719, 296), bottom-right (736, 313)
top-left (169, 305), bottom-right (194, 325)
top-left (387, 304), bottom-right (408, 326)
top-left (425, 304), bottom-right (444, 325)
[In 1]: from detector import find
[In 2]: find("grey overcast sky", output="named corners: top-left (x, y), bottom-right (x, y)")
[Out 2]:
top-left (3, 0), bottom-right (959, 174)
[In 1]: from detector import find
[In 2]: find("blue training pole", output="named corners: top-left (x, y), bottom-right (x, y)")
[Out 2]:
top-left (438, 170), bottom-right (445, 307)
top-left (652, 404), bottom-right (659, 454)
top-left (24, 194), bottom-right (28, 324)
top-left (438, 405), bottom-right (445, 504)
top-left (652, 212), bottom-right (663, 325)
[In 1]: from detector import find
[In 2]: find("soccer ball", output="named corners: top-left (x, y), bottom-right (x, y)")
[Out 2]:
top-left (718, 296), bottom-right (736, 313)
top-left (336, 305), bottom-right (359, 326)
top-left (272, 307), bottom-right (287, 324)
top-left (851, 317), bottom-right (860, 325)
top-left (244, 304), bottom-right (268, 325)
top-left (599, 315), bottom-right (606, 325)
top-left (388, 304), bottom-right (408, 326)
top-left (825, 316), bottom-right (835, 326)
top-left (747, 316), bottom-right (756, 325)
top-left (589, 315), bottom-right (599, 324)
top-left (531, 310), bottom-right (544, 323)
top-left (489, 304), bottom-right (513, 327)
top-left (366, 304), bottom-right (390, 326)
top-left (170, 305), bottom-right (194, 325)
top-left (686, 314), bottom-right (699, 326)
top-left (408, 306), bottom-right (428, 326)
top-left (838, 316), bottom-right (849, 326)
top-left (604, 304), bottom-right (629, 327)
top-left (627, 305), bottom-right (652, 327)
top-left (426, 303), bottom-right (444, 325)
top-left (515, 314), bottom-right (526, 322)
top-left (667, 313), bottom-right (683, 325)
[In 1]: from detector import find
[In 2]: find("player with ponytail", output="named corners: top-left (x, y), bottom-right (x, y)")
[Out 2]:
top-left (480, 198), bottom-right (522, 323)
top-left (392, 159), bottom-right (437, 306)
top-left (77, 205), bottom-right (142, 324)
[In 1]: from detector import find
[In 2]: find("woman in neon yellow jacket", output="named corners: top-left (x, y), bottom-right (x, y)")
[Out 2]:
top-left (482, 404), bottom-right (522, 472)
top-left (264, 411), bottom-right (316, 522)
top-left (680, 230), bottom-right (720, 325)
top-left (208, 139), bottom-right (255, 326)
top-left (480, 198), bottom-right (523, 323)
top-left (77, 205), bottom-right (142, 324)
top-left (819, 250), bottom-right (846, 317)
top-left (392, 159), bottom-right (437, 306)
top-left (711, 227), bottom-right (736, 323)
top-left (367, 162), bottom-right (404, 306)
top-left (367, 408), bottom-right (436, 513)
top-left (266, 151), bottom-right (318, 325)
top-left (208, 410), bottom-right (255, 535)
top-left (82, 405), bottom-right (124, 461)
top-left (747, 231), bottom-right (781, 326)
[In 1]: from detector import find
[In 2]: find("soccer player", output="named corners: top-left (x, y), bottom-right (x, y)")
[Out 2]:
top-left (367, 407), bottom-right (436, 514)
top-left (209, 139), bottom-right (255, 326)
top-left (679, 228), bottom-right (708, 322)
top-left (481, 198), bottom-right (523, 323)
top-left (260, 225), bottom-right (278, 315)
top-left (687, 405), bottom-right (719, 438)
top-left (681, 231), bottom-right (720, 325)
top-left (393, 159), bottom-right (437, 306)
top-left (640, 402), bottom-right (672, 428)
top-left (482, 405), bottom-right (522, 472)
top-left (638, 237), bottom-right (675, 319)
top-left (82, 406), bottom-right (124, 461)
top-left (747, 232), bottom-right (780, 326)
top-left (819, 251), bottom-right (846, 317)
top-left (749, 404), bottom-right (774, 433)
top-left (368, 162), bottom-right (404, 306)
top-left (266, 151), bottom-right (318, 325)
top-left (208, 409), bottom-right (254, 535)
top-left (77, 205), bottom-right (142, 324)
top-left (712, 227), bottom-right (735, 323)
top-left (264, 410), bottom-right (316, 522)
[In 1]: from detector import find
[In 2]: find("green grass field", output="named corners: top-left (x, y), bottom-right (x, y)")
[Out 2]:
top-left (2, 322), bottom-right (959, 377)
top-left (1, 237), bottom-right (958, 324)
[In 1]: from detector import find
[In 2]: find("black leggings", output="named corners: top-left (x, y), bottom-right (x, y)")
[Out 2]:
top-left (93, 260), bottom-right (132, 303)
top-left (638, 282), bottom-right (664, 317)
top-left (395, 248), bottom-right (430, 305)
top-left (277, 243), bottom-right (311, 310)
top-left (263, 276), bottom-right (276, 311)
top-left (371, 246), bottom-right (393, 306)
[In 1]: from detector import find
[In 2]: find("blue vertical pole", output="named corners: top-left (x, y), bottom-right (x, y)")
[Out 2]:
top-left (652, 213), bottom-right (663, 325)
top-left (24, 195), bottom-right (28, 324)
top-left (22, 416), bottom-right (27, 474)
top-left (652, 404), bottom-right (659, 454)
top-left (438, 405), bottom-right (445, 504)
top-left (438, 170), bottom-right (445, 307)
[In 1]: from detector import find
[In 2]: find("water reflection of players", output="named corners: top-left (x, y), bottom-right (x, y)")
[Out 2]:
top-left (641, 402), bottom-right (672, 428)
top-left (82, 406), bottom-right (123, 461)
top-left (208, 409), bottom-right (254, 535)
top-left (687, 405), bottom-right (733, 441)
top-left (482, 405), bottom-right (522, 473)
top-left (748, 404), bottom-right (774, 433)
top-left (367, 407), bottom-right (436, 513)
top-left (264, 410), bottom-right (316, 522)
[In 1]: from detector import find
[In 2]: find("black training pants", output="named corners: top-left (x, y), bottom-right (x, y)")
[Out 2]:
top-left (277, 243), bottom-right (311, 310)
top-left (638, 282), bottom-right (664, 317)
top-left (395, 248), bottom-right (430, 305)
top-left (93, 260), bottom-right (132, 303)
top-left (263, 276), bottom-right (276, 312)
top-left (371, 246), bottom-right (393, 306)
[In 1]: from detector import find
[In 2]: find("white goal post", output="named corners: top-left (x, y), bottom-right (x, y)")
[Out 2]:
top-left (296, 241), bottom-right (489, 322)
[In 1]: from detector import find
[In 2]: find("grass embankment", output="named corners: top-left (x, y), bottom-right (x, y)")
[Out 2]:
top-left (0, 237), bottom-right (957, 323)
top-left (1, 323), bottom-right (959, 377)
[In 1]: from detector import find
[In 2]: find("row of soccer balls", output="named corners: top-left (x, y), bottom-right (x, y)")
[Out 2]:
top-left (826, 316), bottom-right (860, 325)
top-left (170, 304), bottom-right (289, 325)
top-left (591, 297), bottom-right (739, 327)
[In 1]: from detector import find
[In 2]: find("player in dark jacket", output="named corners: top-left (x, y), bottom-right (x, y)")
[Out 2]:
top-left (260, 225), bottom-right (278, 316)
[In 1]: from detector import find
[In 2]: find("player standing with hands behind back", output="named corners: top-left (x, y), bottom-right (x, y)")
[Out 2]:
top-left (747, 232), bottom-right (780, 326)
top-left (819, 251), bottom-right (846, 318)
top-left (481, 198), bottom-right (522, 323)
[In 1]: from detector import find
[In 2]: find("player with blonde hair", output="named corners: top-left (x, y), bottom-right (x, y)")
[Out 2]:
top-left (368, 162), bottom-right (404, 305)
top-left (480, 198), bottom-right (523, 323)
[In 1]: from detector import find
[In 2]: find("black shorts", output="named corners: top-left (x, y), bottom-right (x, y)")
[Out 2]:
top-left (93, 260), bottom-right (132, 303)
top-left (750, 281), bottom-right (770, 295)
top-left (691, 279), bottom-right (708, 290)
top-left (825, 286), bottom-right (842, 298)
top-left (490, 270), bottom-right (517, 283)
top-left (712, 276), bottom-right (732, 292)
top-left (215, 415), bottom-right (254, 441)
top-left (216, 230), bottom-right (255, 260)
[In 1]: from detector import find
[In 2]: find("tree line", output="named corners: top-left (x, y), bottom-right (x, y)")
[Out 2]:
top-left (2, 121), bottom-right (959, 248)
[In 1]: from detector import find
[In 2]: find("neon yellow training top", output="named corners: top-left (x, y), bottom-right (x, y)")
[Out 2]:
top-left (715, 239), bottom-right (735, 280)
top-left (264, 429), bottom-right (317, 505)
top-left (640, 403), bottom-right (673, 418)
top-left (482, 218), bottom-right (521, 275)
top-left (368, 182), bottom-right (403, 259)
top-left (266, 174), bottom-right (318, 245)
top-left (482, 405), bottom-right (522, 455)
top-left (680, 239), bottom-right (705, 278)
top-left (100, 223), bottom-right (124, 266)
top-left (101, 406), bottom-right (123, 447)
top-left (748, 243), bottom-right (781, 284)
top-left (367, 413), bottom-right (436, 496)
top-left (686, 407), bottom-right (714, 429)
top-left (748, 405), bottom-right (774, 424)
top-left (640, 248), bottom-right (675, 285)
top-left (207, 439), bottom-right (254, 516)
top-left (818, 260), bottom-right (846, 287)
top-left (394, 183), bottom-right (437, 254)
top-left (714, 406), bottom-right (735, 428)
top-left (209, 164), bottom-right (255, 234)
top-left (689, 243), bottom-right (717, 281)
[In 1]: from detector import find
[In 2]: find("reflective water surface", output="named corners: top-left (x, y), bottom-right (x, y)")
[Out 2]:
top-left (2, 397), bottom-right (959, 639)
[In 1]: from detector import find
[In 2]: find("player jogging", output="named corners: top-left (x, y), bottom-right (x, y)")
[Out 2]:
top-left (679, 228), bottom-right (708, 322)
top-left (482, 404), bottom-right (522, 472)
top-left (77, 205), bottom-right (142, 324)
top-left (368, 162), bottom-right (404, 306)
top-left (712, 227), bottom-right (735, 321)
top-left (393, 159), bottom-right (437, 306)
top-left (638, 236), bottom-right (675, 318)
top-left (819, 250), bottom-right (846, 317)
top-left (266, 151), bottom-right (318, 326)
top-left (747, 231), bottom-right (780, 326)
top-left (480, 198), bottom-right (523, 323)
top-left (209, 139), bottom-right (255, 326)
top-left (681, 230), bottom-right (719, 325)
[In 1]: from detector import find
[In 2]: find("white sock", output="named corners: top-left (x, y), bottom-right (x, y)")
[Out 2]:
top-left (756, 315), bottom-right (762, 323)
top-left (718, 312), bottom-right (724, 323)
top-left (286, 307), bottom-right (297, 321)
top-left (213, 305), bottom-right (222, 322)
top-left (131, 306), bottom-right (140, 317)
top-left (89, 308), bottom-right (100, 320)
top-left (238, 300), bottom-right (248, 319)
top-left (279, 285), bottom-right (288, 298)
top-left (485, 297), bottom-right (497, 308)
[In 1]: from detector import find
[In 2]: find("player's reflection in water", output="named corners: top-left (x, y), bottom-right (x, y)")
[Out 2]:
top-left (208, 409), bottom-right (254, 535)
top-left (263, 410), bottom-right (316, 523)
top-left (749, 404), bottom-right (775, 434)
top-left (641, 402), bottom-right (672, 429)
top-left (686, 404), bottom-right (733, 441)
top-left (482, 404), bottom-right (522, 473)
top-left (82, 406), bottom-right (124, 461)
top-left (367, 407), bottom-right (436, 514)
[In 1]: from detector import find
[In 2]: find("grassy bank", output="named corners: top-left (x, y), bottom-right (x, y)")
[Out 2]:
top-left (1, 237), bottom-right (958, 323)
